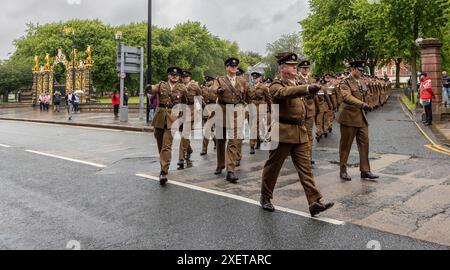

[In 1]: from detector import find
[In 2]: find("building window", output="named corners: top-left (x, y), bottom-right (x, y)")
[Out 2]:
top-left (391, 67), bottom-right (396, 76)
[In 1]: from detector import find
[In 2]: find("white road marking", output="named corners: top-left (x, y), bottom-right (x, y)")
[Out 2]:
top-left (25, 150), bottom-right (106, 168)
top-left (136, 173), bottom-right (345, 226)
top-left (0, 144), bottom-right (12, 148)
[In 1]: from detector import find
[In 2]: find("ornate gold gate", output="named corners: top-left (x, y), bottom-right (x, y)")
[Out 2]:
top-left (32, 46), bottom-right (94, 104)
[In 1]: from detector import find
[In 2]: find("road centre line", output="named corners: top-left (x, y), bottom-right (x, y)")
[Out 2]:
top-left (25, 150), bottom-right (107, 168)
top-left (136, 173), bottom-right (345, 226)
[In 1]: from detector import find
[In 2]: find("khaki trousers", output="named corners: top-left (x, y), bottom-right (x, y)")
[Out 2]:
top-left (339, 125), bottom-right (371, 174)
top-left (305, 117), bottom-right (314, 160)
top-left (261, 142), bottom-right (323, 206)
top-left (155, 128), bottom-right (174, 174)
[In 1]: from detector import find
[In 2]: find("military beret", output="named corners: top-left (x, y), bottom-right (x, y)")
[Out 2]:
top-left (265, 77), bottom-right (274, 84)
top-left (251, 72), bottom-right (262, 78)
top-left (225, 57), bottom-right (240, 67)
top-left (349, 60), bottom-right (366, 71)
top-left (320, 78), bottom-right (328, 85)
top-left (182, 70), bottom-right (192, 77)
top-left (204, 75), bottom-right (215, 82)
top-left (298, 60), bottom-right (311, 68)
top-left (277, 52), bottom-right (298, 65)
top-left (167, 67), bottom-right (183, 75)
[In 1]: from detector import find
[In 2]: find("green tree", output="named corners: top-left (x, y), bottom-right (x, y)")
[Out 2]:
top-left (8, 19), bottom-right (251, 98)
top-left (264, 33), bottom-right (304, 78)
top-left (0, 60), bottom-right (32, 102)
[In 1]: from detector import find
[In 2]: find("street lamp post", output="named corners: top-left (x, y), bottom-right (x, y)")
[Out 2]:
top-left (147, 0), bottom-right (152, 85)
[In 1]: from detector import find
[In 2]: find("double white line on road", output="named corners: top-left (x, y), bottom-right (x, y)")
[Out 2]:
top-left (25, 150), bottom-right (106, 168)
top-left (136, 173), bottom-right (346, 226)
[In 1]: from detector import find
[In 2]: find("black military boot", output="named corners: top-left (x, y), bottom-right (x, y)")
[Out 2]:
top-left (250, 147), bottom-right (256, 155)
top-left (309, 200), bottom-right (335, 217)
top-left (340, 172), bottom-right (352, 181)
top-left (361, 172), bottom-right (379, 180)
top-left (177, 160), bottom-right (185, 170)
top-left (214, 167), bottom-right (225, 175)
top-left (159, 172), bottom-right (168, 186)
top-left (236, 160), bottom-right (241, 167)
top-left (226, 172), bottom-right (239, 184)
top-left (260, 196), bottom-right (275, 212)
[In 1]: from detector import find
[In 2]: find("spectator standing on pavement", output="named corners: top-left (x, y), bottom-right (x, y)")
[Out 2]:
top-left (66, 90), bottom-right (74, 120)
top-left (149, 88), bottom-right (158, 123)
top-left (112, 90), bottom-right (120, 118)
top-left (53, 91), bottom-right (62, 113)
top-left (123, 89), bottom-right (129, 106)
top-left (38, 93), bottom-right (45, 111)
top-left (44, 92), bottom-right (51, 111)
top-left (442, 71), bottom-right (450, 108)
top-left (419, 72), bottom-right (435, 126)
top-left (73, 93), bottom-right (80, 113)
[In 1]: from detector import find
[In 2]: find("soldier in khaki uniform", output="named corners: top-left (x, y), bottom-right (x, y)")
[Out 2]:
top-left (211, 57), bottom-right (252, 183)
top-left (315, 78), bottom-right (333, 142)
top-left (177, 71), bottom-right (202, 170)
top-left (152, 67), bottom-right (188, 185)
top-left (297, 60), bottom-right (318, 165)
top-left (249, 72), bottom-right (272, 155)
top-left (337, 61), bottom-right (379, 182)
top-left (327, 76), bottom-right (339, 133)
top-left (201, 75), bottom-right (218, 155)
top-left (260, 52), bottom-right (334, 217)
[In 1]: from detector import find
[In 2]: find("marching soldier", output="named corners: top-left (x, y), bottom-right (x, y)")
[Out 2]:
top-left (297, 60), bottom-right (317, 165)
top-left (178, 71), bottom-right (202, 170)
top-left (152, 67), bottom-right (188, 185)
top-left (235, 68), bottom-right (248, 168)
top-left (201, 75), bottom-right (218, 156)
top-left (315, 78), bottom-right (333, 142)
top-left (260, 52), bottom-right (334, 216)
top-left (323, 76), bottom-right (335, 136)
top-left (211, 57), bottom-right (251, 183)
top-left (327, 76), bottom-right (339, 133)
top-left (337, 61), bottom-right (379, 182)
top-left (249, 72), bottom-right (272, 154)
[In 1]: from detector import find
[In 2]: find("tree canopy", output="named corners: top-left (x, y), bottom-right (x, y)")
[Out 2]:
top-left (4, 19), bottom-right (260, 98)
top-left (300, 0), bottom-right (450, 88)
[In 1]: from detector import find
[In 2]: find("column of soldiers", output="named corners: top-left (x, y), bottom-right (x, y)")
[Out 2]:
top-left (149, 54), bottom-right (391, 216)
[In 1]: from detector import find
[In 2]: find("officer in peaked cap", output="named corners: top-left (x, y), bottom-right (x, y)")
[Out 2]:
top-left (337, 60), bottom-right (379, 182)
top-left (260, 52), bottom-right (334, 216)
top-left (152, 66), bottom-right (187, 185)
top-left (211, 57), bottom-right (252, 183)
top-left (297, 59), bottom-right (318, 166)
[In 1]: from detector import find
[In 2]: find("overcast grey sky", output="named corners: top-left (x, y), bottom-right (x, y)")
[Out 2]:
top-left (0, 0), bottom-right (310, 60)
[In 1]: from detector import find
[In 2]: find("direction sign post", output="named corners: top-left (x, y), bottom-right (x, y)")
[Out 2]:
top-left (117, 44), bottom-right (146, 123)
top-left (119, 44), bottom-right (128, 123)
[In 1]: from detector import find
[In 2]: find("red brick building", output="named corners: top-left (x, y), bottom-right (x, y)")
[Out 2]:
top-left (376, 60), bottom-right (412, 84)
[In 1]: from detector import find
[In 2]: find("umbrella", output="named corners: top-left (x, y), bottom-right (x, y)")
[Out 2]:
top-left (74, 90), bottom-right (84, 96)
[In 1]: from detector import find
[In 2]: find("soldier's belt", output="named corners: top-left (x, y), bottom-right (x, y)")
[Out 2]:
top-left (159, 104), bottom-right (174, 109)
top-left (279, 116), bottom-right (305, 126)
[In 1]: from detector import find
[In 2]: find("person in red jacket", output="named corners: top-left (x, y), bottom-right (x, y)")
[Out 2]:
top-left (112, 90), bottom-right (120, 118)
top-left (419, 73), bottom-right (435, 126)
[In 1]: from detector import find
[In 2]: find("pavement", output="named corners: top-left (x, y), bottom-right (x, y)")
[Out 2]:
top-left (1, 90), bottom-right (450, 249)
top-left (0, 107), bottom-right (153, 132)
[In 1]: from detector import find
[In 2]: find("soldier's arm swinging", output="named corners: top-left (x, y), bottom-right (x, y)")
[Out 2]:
top-left (270, 83), bottom-right (310, 99)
